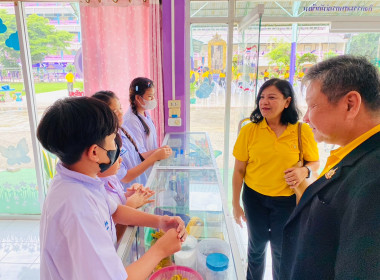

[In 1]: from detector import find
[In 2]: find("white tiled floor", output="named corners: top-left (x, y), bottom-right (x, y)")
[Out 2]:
top-left (0, 219), bottom-right (274, 280)
top-left (0, 220), bottom-right (40, 280)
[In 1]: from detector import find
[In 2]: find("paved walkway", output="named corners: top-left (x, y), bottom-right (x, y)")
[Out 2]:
top-left (0, 90), bottom-right (68, 171)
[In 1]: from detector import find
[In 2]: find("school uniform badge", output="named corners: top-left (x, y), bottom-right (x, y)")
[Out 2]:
top-left (325, 167), bottom-right (338, 180)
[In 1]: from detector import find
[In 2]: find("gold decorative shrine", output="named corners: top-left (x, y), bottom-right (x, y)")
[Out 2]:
top-left (208, 34), bottom-right (227, 71)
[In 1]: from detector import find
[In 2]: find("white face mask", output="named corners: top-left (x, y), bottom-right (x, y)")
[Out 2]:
top-left (139, 98), bottom-right (157, 110)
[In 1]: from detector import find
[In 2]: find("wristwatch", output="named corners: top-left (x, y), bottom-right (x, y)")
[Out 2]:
top-left (304, 165), bottom-right (311, 178)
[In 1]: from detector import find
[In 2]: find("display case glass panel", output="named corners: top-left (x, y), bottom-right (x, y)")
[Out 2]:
top-left (157, 132), bottom-right (216, 168)
top-left (140, 168), bottom-right (238, 279)
top-left (117, 132), bottom-right (244, 279)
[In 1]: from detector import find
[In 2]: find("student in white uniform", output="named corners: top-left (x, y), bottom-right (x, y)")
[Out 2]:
top-left (97, 144), bottom-right (156, 244)
top-left (37, 97), bottom-right (186, 280)
top-left (123, 77), bottom-right (165, 157)
top-left (99, 155), bottom-right (155, 209)
top-left (93, 90), bottom-right (172, 189)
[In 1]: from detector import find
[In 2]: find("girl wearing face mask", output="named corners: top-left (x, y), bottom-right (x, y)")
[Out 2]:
top-left (92, 90), bottom-right (172, 190)
top-left (123, 77), bottom-right (161, 156)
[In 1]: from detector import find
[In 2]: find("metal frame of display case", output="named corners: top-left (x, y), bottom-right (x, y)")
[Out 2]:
top-left (117, 225), bottom-right (138, 266)
top-left (117, 132), bottom-right (245, 279)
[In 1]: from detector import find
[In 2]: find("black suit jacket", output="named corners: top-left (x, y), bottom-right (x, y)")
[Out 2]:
top-left (280, 132), bottom-right (380, 280)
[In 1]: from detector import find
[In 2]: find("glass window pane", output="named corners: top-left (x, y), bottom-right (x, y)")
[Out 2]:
top-left (259, 22), bottom-right (380, 168)
top-left (0, 2), bottom-right (40, 214)
top-left (24, 2), bottom-right (83, 190)
top-left (190, 1), bottom-right (229, 17)
top-left (223, 19), bottom-right (261, 209)
top-left (236, 1), bottom-right (380, 18)
top-left (189, 24), bottom-right (228, 170)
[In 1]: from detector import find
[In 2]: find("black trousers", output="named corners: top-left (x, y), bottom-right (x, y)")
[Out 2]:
top-left (242, 184), bottom-right (296, 280)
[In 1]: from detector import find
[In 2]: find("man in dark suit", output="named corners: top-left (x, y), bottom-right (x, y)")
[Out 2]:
top-left (280, 55), bottom-right (380, 280)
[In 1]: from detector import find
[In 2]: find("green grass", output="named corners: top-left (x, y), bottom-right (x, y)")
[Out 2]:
top-left (1, 83), bottom-right (24, 92)
top-left (3, 82), bottom-right (84, 95)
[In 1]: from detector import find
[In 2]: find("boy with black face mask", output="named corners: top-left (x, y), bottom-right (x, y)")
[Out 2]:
top-left (37, 97), bottom-right (186, 280)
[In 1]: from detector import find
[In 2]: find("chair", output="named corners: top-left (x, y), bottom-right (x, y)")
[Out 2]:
top-left (237, 117), bottom-right (251, 135)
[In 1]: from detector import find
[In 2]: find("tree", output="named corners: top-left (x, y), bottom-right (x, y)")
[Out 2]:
top-left (298, 53), bottom-right (318, 66)
top-left (323, 50), bottom-right (338, 60)
top-left (346, 33), bottom-right (380, 63)
top-left (27, 14), bottom-right (73, 64)
top-left (0, 10), bottom-right (18, 68)
top-left (265, 39), bottom-right (291, 70)
top-left (0, 10), bottom-right (74, 68)
top-left (296, 52), bottom-right (318, 74)
top-left (65, 64), bottom-right (76, 73)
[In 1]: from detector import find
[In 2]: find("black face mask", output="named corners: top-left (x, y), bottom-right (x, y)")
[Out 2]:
top-left (98, 142), bottom-right (120, 173)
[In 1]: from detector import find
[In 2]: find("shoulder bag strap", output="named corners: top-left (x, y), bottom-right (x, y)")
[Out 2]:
top-left (298, 122), bottom-right (304, 165)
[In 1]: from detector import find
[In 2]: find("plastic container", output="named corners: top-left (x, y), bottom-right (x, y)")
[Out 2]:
top-left (149, 265), bottom-right (203, 280)
top-left (169, 173), bottom-right (177, 191)
top-left (196, 238), bottom-right (230, 279)
top-left (174, 235), bottom-right (197, 269)
top-left (206, 253), bottom-right (229, 280)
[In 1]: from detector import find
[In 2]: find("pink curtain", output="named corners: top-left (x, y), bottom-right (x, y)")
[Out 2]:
top-left (80, 0), bottom-right (164, 144)
top-left (149, 0), bottom-right (164, 144)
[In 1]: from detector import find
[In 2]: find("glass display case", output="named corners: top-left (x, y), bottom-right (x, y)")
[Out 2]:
top-left (157, 132), bottom-right (216, 168)
top-left (117, 132), bottom-right (245, 279)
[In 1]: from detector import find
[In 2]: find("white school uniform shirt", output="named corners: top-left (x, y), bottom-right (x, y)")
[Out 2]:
top-left (100, 175), bottom-right (127, 248)
top-left (123, 108), bottom-right (158, 153)
top-left (101, 175), bottom-right (127, 206)
top-left (40, 162), bottom-right (127, 280)
top-left (117, 128), bottom-right (148, 190)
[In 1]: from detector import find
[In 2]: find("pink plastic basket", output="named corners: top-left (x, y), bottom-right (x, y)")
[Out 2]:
top-left (149, 265), bottom-right (203, 280)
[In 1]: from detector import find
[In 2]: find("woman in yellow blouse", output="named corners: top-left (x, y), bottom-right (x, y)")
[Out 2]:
top-left (232, 78), bottom-right (319, 280)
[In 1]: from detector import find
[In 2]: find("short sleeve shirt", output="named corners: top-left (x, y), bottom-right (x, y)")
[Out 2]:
top-left (233, 120), bottom-right (319, 196)
top-left (123, 108), bottom-right (158, 154)
top-left (65, 72), bottom-right (74, 83)
top-left (101, 175), bottom-right (127, 206)
top-left (40, 162), bottom-right (127, 280)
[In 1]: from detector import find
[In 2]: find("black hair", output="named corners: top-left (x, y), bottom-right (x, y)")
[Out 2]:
top-left (250, 78), bottom-right (300, 125)
top-left (37, 97), bottom-right (119, 165)
top-left (92, 90), bottom-right (145, 162)
top-left (129, 77), bottom-right (154, 136)
top-left (92, 90), bottom-right (117, 106)
top-left (304, 55), bottom-right (380, 112)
